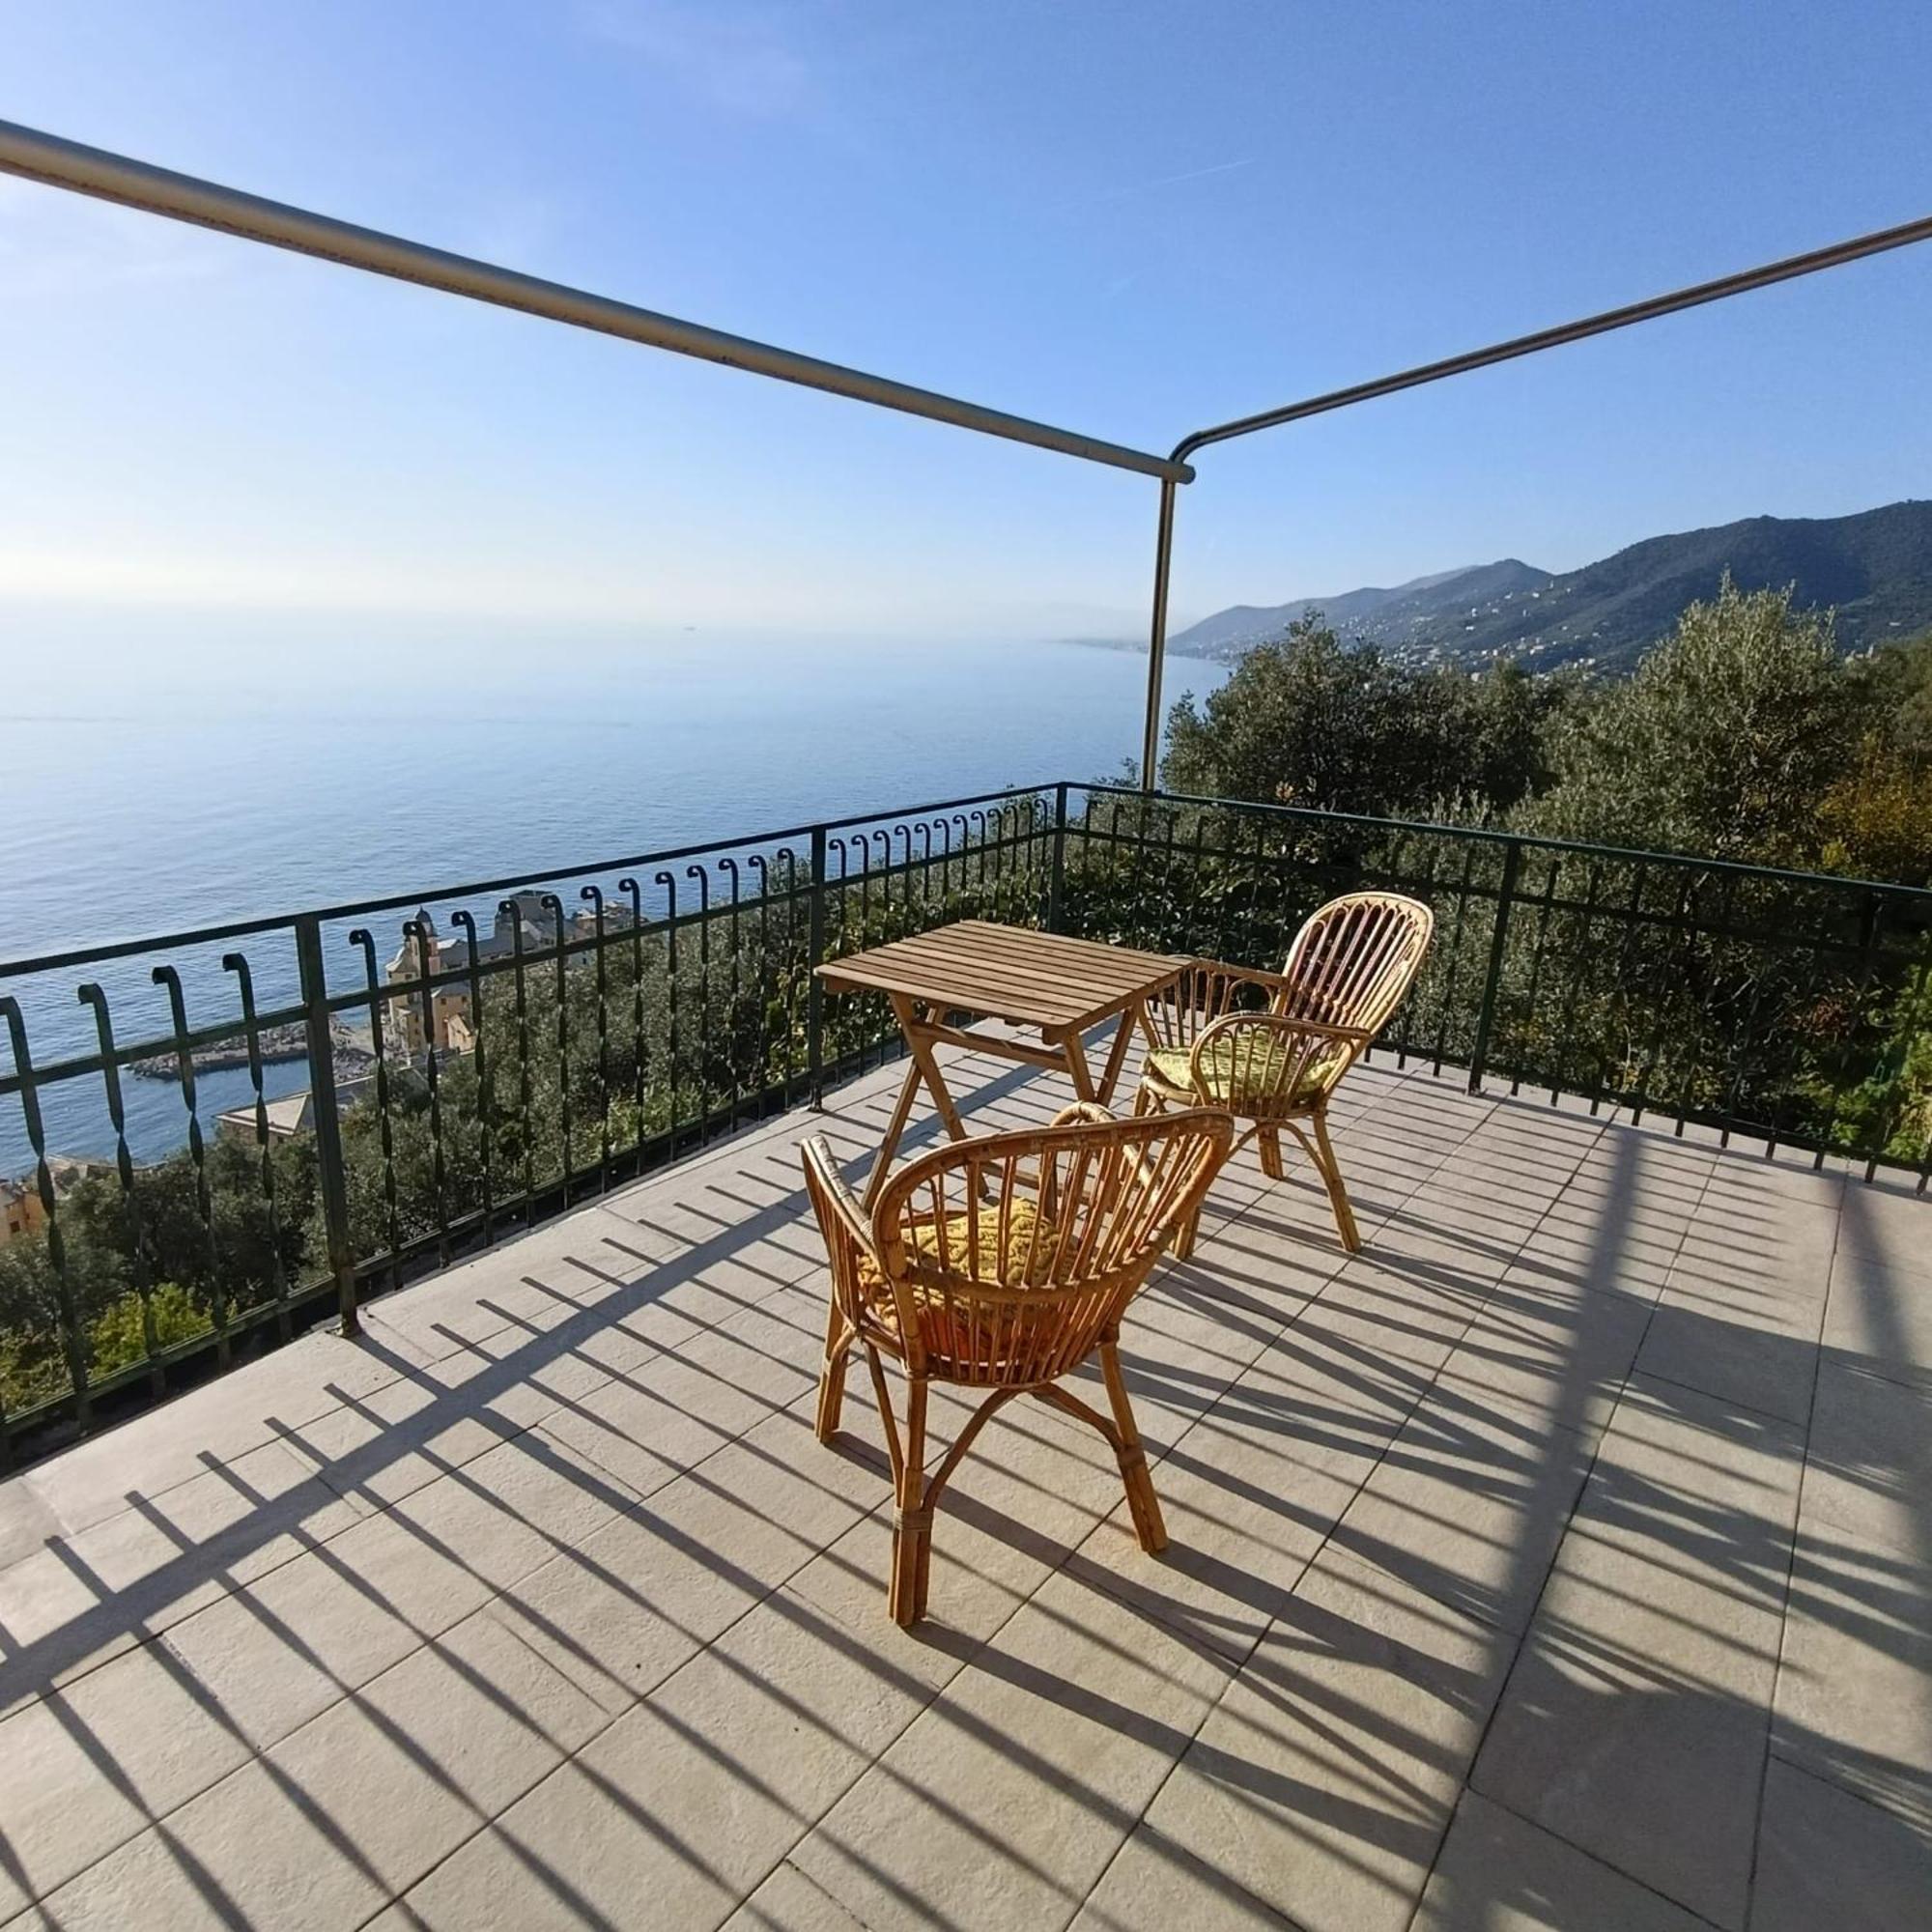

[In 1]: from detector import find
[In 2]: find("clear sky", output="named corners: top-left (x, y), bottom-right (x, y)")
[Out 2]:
top-left (2, 0), bottom-right (1928, 649)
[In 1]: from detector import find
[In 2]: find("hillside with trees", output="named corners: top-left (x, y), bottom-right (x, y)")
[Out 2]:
top-left (1162, 580), bottom-right (1932, 885)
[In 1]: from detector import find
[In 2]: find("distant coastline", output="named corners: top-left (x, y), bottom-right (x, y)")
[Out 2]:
top-left (1059, 637), bottom-right (1222, 659)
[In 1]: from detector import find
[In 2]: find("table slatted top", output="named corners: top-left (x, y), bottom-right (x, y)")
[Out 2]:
top-left (816, 920), bottom-right (1183, 1036)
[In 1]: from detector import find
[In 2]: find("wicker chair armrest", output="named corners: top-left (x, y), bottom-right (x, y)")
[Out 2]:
top-left (1194, 1009), bottom-right (1372, 1051)
top-left (1144, 958), bottom-right (1297, 1049)
top-left (1185, 956), bottom-right (1297, 996)
top-left (1186, 1009), bottom-right (1373, 1105)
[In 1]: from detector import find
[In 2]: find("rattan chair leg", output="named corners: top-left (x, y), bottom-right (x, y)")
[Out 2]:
top-left (889, 1378), bottom-right (930, 1628)
top-left (816, 1301), bottom-right (850, 1442)
top-left (1172, 1201), bottom-right (1202, 1261)
top-left (1309, 1105), bottom-right (1362, 1253)
top-left (1099, 1337), bottom-right (1167, 1553)
top-left (1256, 1125), bottom-right (1286, 1181)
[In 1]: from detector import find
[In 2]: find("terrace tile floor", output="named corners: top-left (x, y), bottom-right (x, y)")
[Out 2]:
top-left (0, 1035), bottom-right (1927, 1930)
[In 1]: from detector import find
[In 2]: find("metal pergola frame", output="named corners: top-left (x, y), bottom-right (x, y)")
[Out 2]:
top-left (3, 117), bottom-right (1928, 790)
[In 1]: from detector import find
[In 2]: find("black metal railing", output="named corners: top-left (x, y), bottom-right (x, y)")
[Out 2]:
top-left (1063, 784), bottom-right (1932, 1178)
top-left (3, 780), bottom-right (1927, 1459)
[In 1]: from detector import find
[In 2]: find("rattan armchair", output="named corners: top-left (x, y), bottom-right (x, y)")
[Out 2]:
top-left (802, 1102), bottom-right (1233, 1627)
top-left (1137, 891), bottom-right (1434, 1255)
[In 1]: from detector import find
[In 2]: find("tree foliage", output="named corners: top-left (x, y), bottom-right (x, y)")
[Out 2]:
top-left (1161, 614), bottom-right (1572, 819)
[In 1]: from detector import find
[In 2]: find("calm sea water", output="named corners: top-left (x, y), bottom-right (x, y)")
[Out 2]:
top-left (0, 631), bottom-right (1226, 1170)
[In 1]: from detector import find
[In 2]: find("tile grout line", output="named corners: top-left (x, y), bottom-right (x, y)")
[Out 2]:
top-left (1, 1222), bottom-right (822, 1725)
top-left (1459, 1786), bottom-right (1735, 1931)
top-left (12, 1245), bottom-right (897, 1920)
top-left (1739, 1171), bottom-right (1844, 1930)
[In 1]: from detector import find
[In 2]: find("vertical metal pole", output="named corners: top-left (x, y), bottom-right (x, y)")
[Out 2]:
top-left (1047, 782), bottom-right (1069, 933)
top-left (1468, 840), bottom-right (1522, 1094)
top-left (1140, 477), bottom-right (1179, 794)
top-left (296, 916), bottom-right (358, 1336)
top-left (808, 823), bottom-right (828, 1106)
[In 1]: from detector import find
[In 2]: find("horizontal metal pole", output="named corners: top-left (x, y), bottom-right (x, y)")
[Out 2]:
top-left (1173, 211), bottom-right (1932, 460)
top-left (0, 120), bottom-right (1191, 485)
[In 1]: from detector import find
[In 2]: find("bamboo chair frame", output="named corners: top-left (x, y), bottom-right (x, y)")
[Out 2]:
top-left (1136, 891), bottom-right (1435, 1255)
top-left (802, 1102), bottom-right (1234, 1627)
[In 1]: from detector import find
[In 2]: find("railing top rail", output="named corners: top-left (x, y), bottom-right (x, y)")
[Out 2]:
top-left (1083, 783), bottom-right (1932, 902)
top-left (0, 781), bottom-right (1056, 980)
top-left (8, 776), bottom-right (1928, 986)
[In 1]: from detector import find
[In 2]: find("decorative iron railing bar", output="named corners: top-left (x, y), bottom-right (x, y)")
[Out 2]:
top-left (1055, 790), bottom-right (1932, 1179)
top-left (1059, 826), bottom-right (1921, 956)
top-left (0, 1029), bottom-right (906, 1441)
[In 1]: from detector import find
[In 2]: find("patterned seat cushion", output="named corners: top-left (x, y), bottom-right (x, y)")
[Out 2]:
top-left (859, 1198), bottom-right (1060, 1299)
top-left (1145, 1037), bottom-right (1344, 1109)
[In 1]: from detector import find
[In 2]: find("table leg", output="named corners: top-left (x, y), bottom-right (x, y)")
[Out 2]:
top-left (866, 1059), bottom-right (925, 1208)
top-left (865, 996), bottom-right (970, 1208)
top-left (1062, 1035), bottom-right (1098, 1104)
top-left (896, 995), bottom-right (968, 1143)
top-left (1094, 1000), bottom-right (1145, 1105)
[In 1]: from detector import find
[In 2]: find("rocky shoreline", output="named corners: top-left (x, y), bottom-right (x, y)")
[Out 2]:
top-left (130, 1021), bottom-right (376, 1081)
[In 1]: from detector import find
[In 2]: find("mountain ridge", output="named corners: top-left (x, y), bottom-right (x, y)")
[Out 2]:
top-left (1162, 499), bottom-right (1932, 671)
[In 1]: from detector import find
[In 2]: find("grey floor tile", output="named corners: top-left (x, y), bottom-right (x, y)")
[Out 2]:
top-left (158, 1505), bottom-right (497, 1751)
top-left (1071, 1827), bottom-right (1300, 1929)
top-left (1128, 1550), bottom-right (1514, 1932)
top-left (1413, 1789), bottom-right (1713, 1931)
top-left (787, 1570), bottom-right (1235, 1932)
top-left (1825, 1245), bottom-right (1932, 1393)
top-left (255, 1605), bottom-right (611, 1900)
top-left (1798, 1361), bottom-right (1932, 1551)
top-left (400, 1568), bottom-right (940, 1931)
top-left (0, 1638), bottom-right (253, 1918)
top-left (1324, 1384), bottom-right (1598, 1635)
top-left (12, 1753), bottom-right (391, 1932)
top-left (1749, 1757), bottom-right (1932, 1932)
top-left (1471, 1378), bottom-right (1806, 1930)
top-left (723, 1859), bottom-right (873, 1931)
top-left (1770, 1533), bottom-right (1932, 1831)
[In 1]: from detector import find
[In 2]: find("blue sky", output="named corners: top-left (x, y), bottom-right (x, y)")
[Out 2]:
top-left (2, 0), bottom-right (1928, 649)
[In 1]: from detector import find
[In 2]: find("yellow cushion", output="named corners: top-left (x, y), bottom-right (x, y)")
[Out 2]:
top-left (858, 1199), bottom-right (1065, 1359)
top-left (1145, 1037), bottom-right (1343, 1108)
top-left (859, 1198), bottom-right (1060, 1298)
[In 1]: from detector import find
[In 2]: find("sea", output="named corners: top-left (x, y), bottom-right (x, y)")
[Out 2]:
top-left (0, 630), bottom-right (1229, 1172)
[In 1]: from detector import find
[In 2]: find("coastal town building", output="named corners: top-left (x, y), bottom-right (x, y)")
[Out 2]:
top-left (213, 1075), bottom-right (376, 1146)
top-left (0, 1159), bottom-right (115, 1247)
top-left (0, 1179), bottom-right (43, 1247)
top-left (382, 895), bottom-right (632, 1055)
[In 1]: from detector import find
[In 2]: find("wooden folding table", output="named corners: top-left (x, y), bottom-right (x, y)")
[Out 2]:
top-left (814, 919), bottom-right (1184, 1204)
